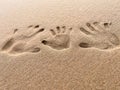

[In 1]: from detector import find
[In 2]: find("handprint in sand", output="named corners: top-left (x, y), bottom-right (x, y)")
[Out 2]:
top-left (1, 25), bottom-right (44, 55)
top-left (79, 21), bottom-right (120, 50)
top-left (42, 26), bottom-right (72, 50)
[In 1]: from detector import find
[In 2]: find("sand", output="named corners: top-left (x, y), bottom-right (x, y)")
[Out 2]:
top-left (0, 0), bottom-right (120, 90)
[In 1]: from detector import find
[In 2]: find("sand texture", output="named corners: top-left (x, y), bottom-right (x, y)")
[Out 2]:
top-left (0, 0), bottom-right (120, 90)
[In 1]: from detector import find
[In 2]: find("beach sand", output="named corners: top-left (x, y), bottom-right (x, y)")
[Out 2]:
top-left (0, 0), bottom-right (120, 90)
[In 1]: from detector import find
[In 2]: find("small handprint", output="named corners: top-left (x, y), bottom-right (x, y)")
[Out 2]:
top-left (79, 21), bottom-right (120, 50)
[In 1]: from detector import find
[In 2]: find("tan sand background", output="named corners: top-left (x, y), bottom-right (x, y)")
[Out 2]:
top-left (0, 0), bottom-right (120, 90)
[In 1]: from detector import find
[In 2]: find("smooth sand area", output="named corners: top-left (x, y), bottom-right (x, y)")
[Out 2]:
top-left (0, 0), bottom-right (120, 90)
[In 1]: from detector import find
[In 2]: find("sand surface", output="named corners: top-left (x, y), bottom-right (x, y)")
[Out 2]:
top-left (0, 0), bottom-right (120, 90)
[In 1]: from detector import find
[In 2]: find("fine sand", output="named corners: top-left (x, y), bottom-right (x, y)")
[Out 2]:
top-left (0, 0), bottom-right (120, 90)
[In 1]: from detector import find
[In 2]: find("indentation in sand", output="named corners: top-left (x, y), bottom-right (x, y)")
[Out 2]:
top-left (1, 25), bottom-right (44, 55)
top-left (42, 26), bottom-right (72, 50)
top-left (79, 21), bottom-right (120, 50)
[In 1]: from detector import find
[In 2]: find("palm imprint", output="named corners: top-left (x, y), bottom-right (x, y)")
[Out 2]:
top-left (79, 21), bottom-right (120, 50)
top-left (42, 26), bottom-right (72, 50)
top-left (1, 25), bottom-right (44, 55)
